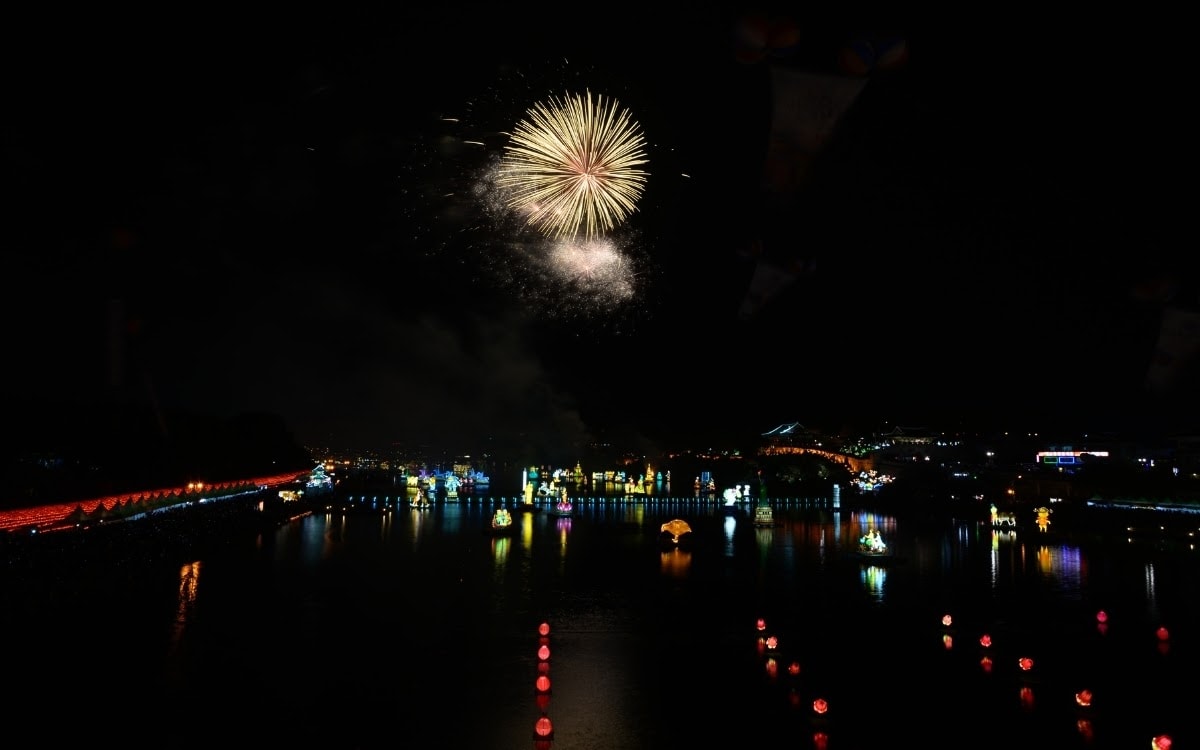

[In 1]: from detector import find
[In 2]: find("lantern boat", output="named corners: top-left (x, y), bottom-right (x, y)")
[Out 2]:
top-left (851, 529), bottom-right (898, 562)
top-left (489, 507), bottom-right (515, 534)
top-left (660, 518), bottom-right (693, 546)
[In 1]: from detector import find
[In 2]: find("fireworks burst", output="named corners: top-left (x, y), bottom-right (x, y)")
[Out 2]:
top-left (497, 89), bottom-right (648, 241)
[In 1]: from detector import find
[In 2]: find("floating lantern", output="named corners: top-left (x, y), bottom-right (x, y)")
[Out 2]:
top-left (788, 661), bottom-right (801, 676)
top-left (538, 621), bottom-right (551, 636)
top-left (1096, 610), bottom-right (1108, 624)
top-left (1153, 735), bottom-right (1172, 750)
top-left (538, 644), bottom-right (551, 661)
top-left (1018, 656), bottom-right (1034, 671)
top-left (1156, 626), bottom-right (1170, 641)
top-left (535, 674), bottom-right (552, 693)
top-left (813, 697), bottom-right (829, 715)
top-left (756, 617), bottom-right (767, 631)
top-left (1075, 689), bottom-right (1093, 707)
top-left (766, 635), bottom-right (779, 650)
top-left (941, 614), bottom-right (953, 627)
top-left (979, 634), bottom-right (992, 648)
top-left (534, 715), bottom-right (554, 739)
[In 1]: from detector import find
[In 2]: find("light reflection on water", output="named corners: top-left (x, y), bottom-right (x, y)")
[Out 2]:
top-left (6, 499), bottom-right (1199, 749)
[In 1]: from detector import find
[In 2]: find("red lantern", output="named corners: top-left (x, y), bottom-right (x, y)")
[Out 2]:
top-left (538, 621), bottom-right (551, 636)
top-left (535, 674), bottom-right (552, 693)
top-left (1156, 626), bottom-right (1170, 641)
top-left (534, 715), bottom-right (554, 739)
top-left (1018, 656), bottom-right (1034, 671)
top-left (979, 634), bottom-right (992, 648)
top-left (941, 614), bottom-right (953, 627)
top-left (765, 635), bottom-right (778, 650)
top-left (538, 644), bottom-right (551, 661)
top-left (787, 661), bottom-right (801, 676)
top-left (756, 617), bottom-right (767, 631)
top-left (813, 697), bottom-right (829, 715)
top-left (1075, 689), bottom-right (1093, 707)
top-left (1096, 610), bottom-right (1108, 624)
top-left (1153, 735), bottom-right (1173, 750)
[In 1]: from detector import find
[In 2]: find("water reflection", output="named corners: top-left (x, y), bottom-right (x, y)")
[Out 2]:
top-left (1034, 543), bottom-right (1084, 599)
top-left (660, 547), bottom-right (692, 578)
top-left (860, 563), bottom-right (887, 603)
top-left (723, 515), bottom-right (736, 557)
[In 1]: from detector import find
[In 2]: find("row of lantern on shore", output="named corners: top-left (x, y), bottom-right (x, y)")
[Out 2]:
top-left (752, 612), bottom-right (1175, 749)
top-left (533, 621), bottom-right (555, 748)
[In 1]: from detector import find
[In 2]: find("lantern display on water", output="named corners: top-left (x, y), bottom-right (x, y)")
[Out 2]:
top-left (979, 634), bottom-right (992, 648)
top-left (813, 697), bottom-right (829, 715)
top-left (1096, 610), bottom-right (1108, 624)
top-left (1018, 656), bottom-right (1034, 671)
top-left (538, 621), bottom-right (551, 636)
top-left (941, 614), bottom-right (953, 627)
top-left (535, 674), bottom-right (551, 694)
top-left (756, 617), bottom-right (767, 632)
top-left (1156, 626), bottom-right (1170, 641)
top-left (538, 644), bottom-right (551, 661)
top-left (1075, 689), bottom-right (1093, 707)
top-left (534, 715), bottom-right (554, 739)
top-left (788, 661), bottom-right (801, 676)
top-left (1152, 734), bottom-right (1172, 750)
top-left (765, 635), bottom-right (778, 650)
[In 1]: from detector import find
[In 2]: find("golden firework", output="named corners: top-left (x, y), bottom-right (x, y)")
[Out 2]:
top-left (497, 90), bottom-right (648, 240)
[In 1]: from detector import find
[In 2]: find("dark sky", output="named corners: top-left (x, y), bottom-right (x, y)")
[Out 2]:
top-left (4, 7), bottom-right (1195, 458)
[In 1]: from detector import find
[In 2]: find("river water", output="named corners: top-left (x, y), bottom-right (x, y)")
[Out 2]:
top-left (2, 492), bottom-right (1196, 749)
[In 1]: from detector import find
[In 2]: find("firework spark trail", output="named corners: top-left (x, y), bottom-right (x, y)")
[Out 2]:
top-left (497, 89), bottom-right (648, 240)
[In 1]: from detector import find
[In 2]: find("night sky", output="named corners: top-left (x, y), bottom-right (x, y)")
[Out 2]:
top-left (4, 7), bottom-right (1195, 459)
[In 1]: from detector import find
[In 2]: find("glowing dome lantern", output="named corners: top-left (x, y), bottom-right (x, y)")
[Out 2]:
top-left (538, 644), bottom-right (551, 661)
top-left (535, 674), bottom-right (552, 693)
top-left (538, 621), bottom-right (551, 636)
top-left (1075, 689), bottom-right (1093, 707)
top-left (1096, 610), bottom-right (1108, 624)
top-left (941, 614), bottom-right (953, 627)
top-left (1018, 656), bottom-right (1034, 671)
top-left (979, 634), bottom-right (992, 648)
top-left (534, 715), bottom-right (554, 739)
top-left (1156, 626), bottom-right (1170, 641)
top-left (756, 617), bottom-right (767, 632)
top-left (765, 635), bottom-right (779, 650)
top-left (813, 697), bottom-right (829, 715)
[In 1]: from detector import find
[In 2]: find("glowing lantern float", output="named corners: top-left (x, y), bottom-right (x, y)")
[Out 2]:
top-left (765, 635), bottom-right (779, 650)
top-left (812, 697), bottom-right (829, 715)
top-left (535, 674), bottom-right (551, 693)
top-left (1156, 626), bottom-right (1170, 641)
top-left (538, 621), bottom-right (551, 636)
top-left (787, 661), bottom-right (801, 676)
top-left (756, 617), bottom-right (767, 632)
top-left (1075, 689), bottom-right (1093, 707)
top-left (1018, 657), bottom-right (1034, 671)
top-left (941, 614), bottom-right (953, 627)
top-left (534, 715), bottom-right (554, 739)
top-left (1096, 610), bottom-right (1108, 624)
top-left (538, 644), bottom-right (551, 661)
top-left (979, 634), bottom-right (992, 648)
top-left (1153, 735), bottom-right (1173, 750)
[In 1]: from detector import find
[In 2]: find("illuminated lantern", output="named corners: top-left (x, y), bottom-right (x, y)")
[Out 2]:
top-left (1156, 626), bottom-right (1170, 641)
top-left (534, 715), bottom-right (554, 739)
top-left (538, 644), bottom-right (551, 661)
top-left (1018, 657), bottom-right (1034, 671)
top-left (1075, 689), bottom-right (1093, 707)
top-left (979, 634), bottom-right (992, 648)
top-left (538, 621), bottom-right (551, 636)
top-left (1096, 610), bottom-right (1108, 624)
top-left (788, 661), bottom-right (801, 676)
top-left (941, 614), bottom-right (953, 627)
top-left (813, 697), bottom-right (829, 715)
top-left (1153, 735), bottom-right (1173, 750)
top-left (766, 635), bottom-right (779, 650)
top-left (756, 617), bottom-right (767, 632)
top-left (535, 674), bottom-right (552, 693)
